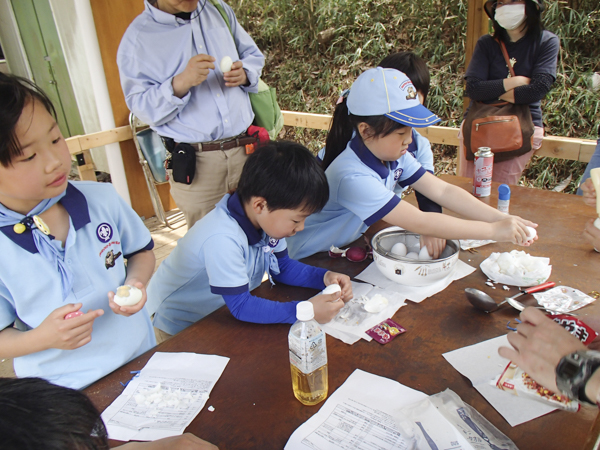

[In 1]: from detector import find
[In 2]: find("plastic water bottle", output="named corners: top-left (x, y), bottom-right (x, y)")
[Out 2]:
top-left (497, 184), bottom-right (511, 214)
top-left (289, 301), bottom-right (328, 405)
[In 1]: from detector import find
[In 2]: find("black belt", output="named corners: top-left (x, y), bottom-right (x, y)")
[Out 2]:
top-left (162, 135), bottom-right (258, 152)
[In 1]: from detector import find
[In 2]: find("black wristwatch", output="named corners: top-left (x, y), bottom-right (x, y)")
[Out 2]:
top-left (556, 350), bottom-right (600, 405)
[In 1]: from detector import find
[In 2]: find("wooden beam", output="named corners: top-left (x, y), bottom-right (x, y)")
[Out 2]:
top-left (63, 112), bottom-right (596, 171)
top-left (282, 111), bottom-right (331, 130)
top-left (69, 126), bottom-right (132, 152)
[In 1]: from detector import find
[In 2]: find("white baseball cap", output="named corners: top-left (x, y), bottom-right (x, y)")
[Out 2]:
top-left (346, 67), bottom-right (441, 128)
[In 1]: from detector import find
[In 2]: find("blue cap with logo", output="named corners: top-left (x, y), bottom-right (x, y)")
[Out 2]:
top-left (346, 67), bottom-right (441, 128)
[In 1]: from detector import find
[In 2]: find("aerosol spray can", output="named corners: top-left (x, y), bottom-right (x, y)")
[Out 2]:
top-left (473, 147), bottom-right (493, 198)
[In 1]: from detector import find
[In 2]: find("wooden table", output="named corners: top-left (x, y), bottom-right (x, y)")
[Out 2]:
top-left (86, 176), bottom-right (600, 449)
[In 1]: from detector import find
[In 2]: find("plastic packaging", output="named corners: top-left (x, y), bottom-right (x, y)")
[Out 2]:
top-left (289, 301), bottom-right (328, 405)
top-left (497, 184), bottom-right (511, 214)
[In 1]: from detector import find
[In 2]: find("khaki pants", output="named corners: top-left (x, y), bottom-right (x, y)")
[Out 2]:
top-left (168, 146), bottom-right (248, 228)
top-left (154, 327), bottom-right (173, 345)
top-left (457, 121), bottom-right (544, 185)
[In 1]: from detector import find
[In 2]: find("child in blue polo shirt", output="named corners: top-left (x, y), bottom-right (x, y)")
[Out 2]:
top-left (380, 51), bottom-right (446, 258)
top-left (286, 67), bottom-right (538, 260)
top-left (147, 141), bottom-right (352, 339)
top-left (0, 74), bottom-right (156, 389)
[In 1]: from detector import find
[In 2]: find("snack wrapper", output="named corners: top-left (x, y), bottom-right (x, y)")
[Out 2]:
top-left (365, 319), bottom-right (406, 344)
top-left (480, 250), bottom-right (551, 287)
top-left (496, 314), bottom-right (597, 410)
top-left (496, 363), bottom-right (580, 412)
top-left (533, 286), bottom-right (597, 313)
top-left (547, 314), bottom-right (598, 345)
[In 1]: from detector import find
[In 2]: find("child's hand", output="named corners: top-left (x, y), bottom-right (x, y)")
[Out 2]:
top-left (323, 271), bottom-right (353, 301)
top-left (108, 280), bottom-right (148, 317)
top-left (584, 219), bottom-right (600, 251)
top-left (420, 235), bottom-right (446, 259)
top-left (309, 292), bottom-right (344, 324)
top-left (581, 178), bottom-right (597, 208)
top-left (491, 216), bottom-right (537, 246)
top-left (224, 61), bottom-right (248, 87)
top-left (36, 303), bottom-right (104, 351)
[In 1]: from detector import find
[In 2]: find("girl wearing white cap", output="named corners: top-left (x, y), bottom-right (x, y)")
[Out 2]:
top-left (458, 0), bottom-right (559, 184)
top-left (286, 67), bottom-right (537, 260)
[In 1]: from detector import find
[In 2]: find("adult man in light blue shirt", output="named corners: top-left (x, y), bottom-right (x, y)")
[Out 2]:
top-left (117, 0), bottom-right (265, 226)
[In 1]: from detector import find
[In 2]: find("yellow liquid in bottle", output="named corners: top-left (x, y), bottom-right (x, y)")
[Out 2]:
top-left (290, 363), bottom-right (328, 406)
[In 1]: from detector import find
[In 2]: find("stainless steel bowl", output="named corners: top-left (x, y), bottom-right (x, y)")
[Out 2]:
top-left (371, 227), bottom-right (460, 286)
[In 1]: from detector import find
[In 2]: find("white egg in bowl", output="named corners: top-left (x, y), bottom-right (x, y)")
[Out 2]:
top-left (371, 227), bottom-right (459, 286)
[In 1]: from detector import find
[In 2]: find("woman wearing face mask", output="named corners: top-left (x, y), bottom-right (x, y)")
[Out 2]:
top-left (457, 0), bottom-right (559, 185)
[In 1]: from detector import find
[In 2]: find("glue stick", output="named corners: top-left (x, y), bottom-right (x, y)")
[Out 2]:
top-left (497, 184), bottom-right (510, 214)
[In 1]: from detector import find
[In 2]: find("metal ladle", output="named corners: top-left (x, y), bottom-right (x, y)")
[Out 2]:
top-left (465, 281), bottom-right (556, 313)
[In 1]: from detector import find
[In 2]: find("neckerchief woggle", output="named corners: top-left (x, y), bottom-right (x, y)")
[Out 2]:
top-left (0, 190), bottom-right (73, 300)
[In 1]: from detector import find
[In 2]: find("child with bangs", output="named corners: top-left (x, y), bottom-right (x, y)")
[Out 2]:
top-left (287, 67), bottom-right (538, 260)
top-left (0, 73), bottom-right (156, 389)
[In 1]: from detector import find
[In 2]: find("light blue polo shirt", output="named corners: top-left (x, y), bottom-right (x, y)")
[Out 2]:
top-left (394, 129), bottom-right (434, 196)
top-left (287, 136), bottom-right (426, 260)
top-left (0, 182), bottom-right (156, 389)
top-left (148, 192), bottom-right (287, 335)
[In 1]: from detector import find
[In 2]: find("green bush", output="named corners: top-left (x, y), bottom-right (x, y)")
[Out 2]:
top-left (231, 0), bottom-right (600, 193)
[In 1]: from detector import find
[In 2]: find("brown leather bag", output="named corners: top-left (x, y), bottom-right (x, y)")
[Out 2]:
top-left (464, 40), bottom-right (534, 162)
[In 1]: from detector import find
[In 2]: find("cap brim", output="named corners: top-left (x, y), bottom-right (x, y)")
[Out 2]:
top-left (385, 104), bottom-right (441, 128)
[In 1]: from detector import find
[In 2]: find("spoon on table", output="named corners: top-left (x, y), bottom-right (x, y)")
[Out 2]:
top-left (465, 281), bottom-right (556, 313)
top-left (506, 296), bottom-right (578, 316)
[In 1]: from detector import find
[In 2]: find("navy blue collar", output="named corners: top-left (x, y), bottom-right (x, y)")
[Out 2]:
top-left (350, 135), bottom-right (398, 179)
top-left (227, 192), bottom-right (264, 246)
top-left (0, 183), bottom-right (91, 254)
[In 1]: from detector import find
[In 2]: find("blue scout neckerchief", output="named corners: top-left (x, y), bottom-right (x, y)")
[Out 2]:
top-left (0, 190), bottom-right (73, 300)
top-left (261, 236), bottom-right (281, 286)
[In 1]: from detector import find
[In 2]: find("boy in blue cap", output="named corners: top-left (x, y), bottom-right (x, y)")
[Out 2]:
top-left (0, 74), bottom-right (156, 389)
top-left (147, 141), bottom-right (352, 340)
top-left (287, 67), bottom-right (538, 260)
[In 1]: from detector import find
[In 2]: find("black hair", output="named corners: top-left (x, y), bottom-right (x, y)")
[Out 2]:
top-left (378, 52), bottom-right (431, 103)
top-left (0, 73), bottom-right (57, 167)
top-left (322, 98), bottom-right (406, 171)
top-left (490, 0), bottom-right (544, 43)
top-left (237, 141), bottom-right (329, 214)
top-left (0, 377), bottom-right (109, 450)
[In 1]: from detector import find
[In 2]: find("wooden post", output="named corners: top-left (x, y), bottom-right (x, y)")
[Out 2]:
top-left (458, 0), bottom-right (490, 175)
top-left (465, 0), bottom-right (490, 76)
top-left (89, 0), bottom-right (177, 219)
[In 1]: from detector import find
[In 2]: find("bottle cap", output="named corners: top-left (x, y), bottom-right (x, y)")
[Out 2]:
top-left (296, 301), bottom-right (314, 321)
top-left (498, 184), bottom-right (511, 200)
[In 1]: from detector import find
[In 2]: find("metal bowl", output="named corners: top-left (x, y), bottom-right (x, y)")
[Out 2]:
top-left (371, 227), bottom-right (460, 286)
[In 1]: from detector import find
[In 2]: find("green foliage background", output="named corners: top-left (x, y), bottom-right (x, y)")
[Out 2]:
top-left (230, 0), bottom-right (599, 192)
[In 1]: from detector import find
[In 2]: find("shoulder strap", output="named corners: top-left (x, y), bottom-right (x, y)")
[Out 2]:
top-left (209, 0), bottom-right (233, 36)
top-left (496, 38), bottom-right (516, 78)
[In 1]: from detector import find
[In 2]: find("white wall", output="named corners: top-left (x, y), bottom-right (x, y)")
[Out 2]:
top-left (48, 0), bottom-right (110, 173)
top-left (0, 0), bottom-right (31, 77)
